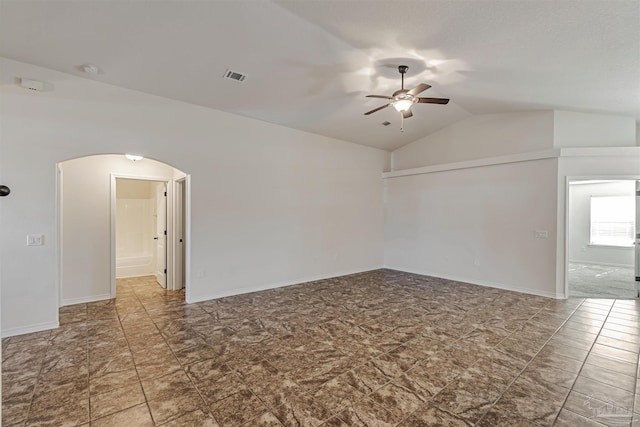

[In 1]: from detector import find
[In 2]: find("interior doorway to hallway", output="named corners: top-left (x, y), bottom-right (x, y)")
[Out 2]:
top-left (115, 178), bottom-right (168, 289)
top-left (566, 178), bottom-right (639, 298)
top-left (57, 154), bottom-right (189, 307)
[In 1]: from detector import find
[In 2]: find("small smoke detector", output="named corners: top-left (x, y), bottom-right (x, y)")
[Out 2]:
top-left (223, 69), bottom-right (247, 82)
top-left (82, 64), bottom-right (100, 75)
top-left (18, 78), bottom-right (44, 91)
top-left (381, 121), bottom-right (391, 126)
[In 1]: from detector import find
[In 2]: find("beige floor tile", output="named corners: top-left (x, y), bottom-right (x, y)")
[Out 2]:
top-left (90, 381), bottom-right (146, 420)
top-left (91, 403), bottom-right (153, 427)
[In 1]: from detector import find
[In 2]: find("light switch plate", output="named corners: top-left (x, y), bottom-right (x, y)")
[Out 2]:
top-left (535, 230), bottom-right (548, 239)
top-left (27, 234), bottom-right (44, 246)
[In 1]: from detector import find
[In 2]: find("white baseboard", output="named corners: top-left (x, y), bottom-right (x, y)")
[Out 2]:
top-left (569, 260), bottom-right (634, 268)
top-left (383, 265), bottom-right (565, 299)
top-left (2, 321), bottom-right (59, 339)
top-left (116, 272), bottom-right (155, 279)
top-left (186, 267), bottom-right (382, 304)
top-left (61, 293), bottom-right (112, 307)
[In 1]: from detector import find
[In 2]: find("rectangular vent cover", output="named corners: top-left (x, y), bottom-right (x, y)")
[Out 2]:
top-left (382, 121), bottom-right (391, 126)
top-left (223, 69), bottom-right (247, 82)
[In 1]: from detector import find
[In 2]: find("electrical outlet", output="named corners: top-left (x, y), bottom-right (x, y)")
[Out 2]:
top-left (473, 259), bottom-right (480, 266)
top-left (27, 234), bottom-right (44, 246)
top-left (535, 230), bottom-right (548, 239)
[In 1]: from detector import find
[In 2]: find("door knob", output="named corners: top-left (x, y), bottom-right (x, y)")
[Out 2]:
top-left (153, 237), bottom-right (158, 240)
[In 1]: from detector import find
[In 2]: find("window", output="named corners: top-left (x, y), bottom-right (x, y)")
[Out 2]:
top-left (590, 196), bottom-right (635, 247)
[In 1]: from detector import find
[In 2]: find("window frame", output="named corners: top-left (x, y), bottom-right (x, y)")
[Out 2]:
top-left (589, 195), bottom-right (635, 248)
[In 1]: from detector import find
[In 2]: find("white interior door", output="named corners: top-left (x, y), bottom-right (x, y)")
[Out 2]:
top-left (155, 182), bottom-right (167, 288)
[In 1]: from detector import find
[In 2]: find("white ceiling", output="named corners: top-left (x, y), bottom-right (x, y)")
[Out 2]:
top-left (1, 0), bottom-right (638, 151)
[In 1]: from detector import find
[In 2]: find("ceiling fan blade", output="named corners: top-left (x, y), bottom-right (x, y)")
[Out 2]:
top-left (402, 109), bottom-right (413, 119)
top-left (408, 83), bottom-right (431, 96)
top-left (364, 104), bottom-right (390, 115)
top-left (417, 97), bottom-right (450, 104)
top-left (366, 95), bottom-right (392, 99)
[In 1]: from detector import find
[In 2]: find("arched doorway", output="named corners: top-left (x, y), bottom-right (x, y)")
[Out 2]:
top-left (57, 154), bottom-right (190, 306)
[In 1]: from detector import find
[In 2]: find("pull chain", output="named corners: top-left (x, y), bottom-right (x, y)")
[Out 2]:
top-left (400, 112), bottom-right (404, 133)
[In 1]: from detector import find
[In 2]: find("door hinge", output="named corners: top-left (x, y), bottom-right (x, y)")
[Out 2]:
top-left (164, 230), bottom-right (167, 235)
top-left (180, 239), bottom-right (183, 243)
top-left (164, 268), bottom-right (167, 274)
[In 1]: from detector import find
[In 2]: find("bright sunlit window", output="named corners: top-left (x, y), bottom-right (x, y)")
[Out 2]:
top-left (590, 196), bottom-right (635, 247)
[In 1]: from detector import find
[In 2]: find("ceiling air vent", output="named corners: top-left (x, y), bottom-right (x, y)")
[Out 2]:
top-left (223, 69), bottom-right (247, 82)
top-left (382, 121), bottom-right (391, 126)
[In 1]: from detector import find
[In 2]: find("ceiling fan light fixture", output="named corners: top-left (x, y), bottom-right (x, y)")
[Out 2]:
top-left (392, 99), bottom-right (414, 112)
top-left (363, 65), bottom-right (449, 121)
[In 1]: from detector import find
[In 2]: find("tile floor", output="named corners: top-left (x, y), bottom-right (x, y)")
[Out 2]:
top-left (2, 270), bottom-right (640, 426)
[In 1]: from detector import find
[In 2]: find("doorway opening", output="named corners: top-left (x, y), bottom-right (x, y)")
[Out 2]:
top-left (566, 178), bottom-right (639, 298)
top-left (114, 178), bottom-right (168, 288)
top-left (57, 154), bottom-right (190, 306)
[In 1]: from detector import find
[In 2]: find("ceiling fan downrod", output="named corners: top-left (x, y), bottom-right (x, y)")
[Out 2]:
top-left (399, 65), bottom-right (408, 90)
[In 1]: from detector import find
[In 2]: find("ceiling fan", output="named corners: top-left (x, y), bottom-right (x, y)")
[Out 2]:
top-left (364, 65), bottom-right (449, 130)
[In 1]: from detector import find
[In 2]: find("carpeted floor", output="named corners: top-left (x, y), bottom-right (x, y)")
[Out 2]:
top-left (568, 262), bottom-right (638, 298)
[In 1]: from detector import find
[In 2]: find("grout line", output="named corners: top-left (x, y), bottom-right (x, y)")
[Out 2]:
top-left (549, 299), bottom-right (616, 426)
top-left (472, 298), bottom-right (589, 426)
top-left (21, 329), bottom-right (54, 425)
top-left (624, 301), bottom-right (640, 423)
top-left (129, 278), bottom-right (218, 424)
top-left (390, 296), bottom-right (562, 425)
top-left (112, 281), bottom-right (157, 427)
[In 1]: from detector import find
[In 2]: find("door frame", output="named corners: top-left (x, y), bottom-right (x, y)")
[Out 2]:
top-left (110, 173), bottom-right (186, 298)
top-left (173, 177), bottom-right (187, 292)
top-left (564, 174), bottom-right (640, 298)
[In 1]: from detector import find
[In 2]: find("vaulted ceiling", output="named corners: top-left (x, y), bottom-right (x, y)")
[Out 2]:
top-left (1, 0), bottom-right (638, 151)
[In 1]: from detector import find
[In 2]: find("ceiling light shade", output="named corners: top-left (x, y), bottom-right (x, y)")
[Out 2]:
top-left (392, 99), bottom-right (414, 112)
top-left (125, 154), bottom-right (143, 161)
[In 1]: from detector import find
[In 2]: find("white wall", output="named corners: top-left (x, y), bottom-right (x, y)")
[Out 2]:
top-left (553, 111), bottom-right (637, 148)
top-left (384, 158), bottom-right (560, 298)
top-left (568, 180), bottom-right (635, 267)
top-left (388, 109), bottom-right (640, 299)
top-left (392, 111), bottom-right (555, 170)
top-left (60, 156), bottom-right (177, 305)
top-left (392, 111), bottom-right (638, 172)
top-left (0, 58), bottom-right (389, 336)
